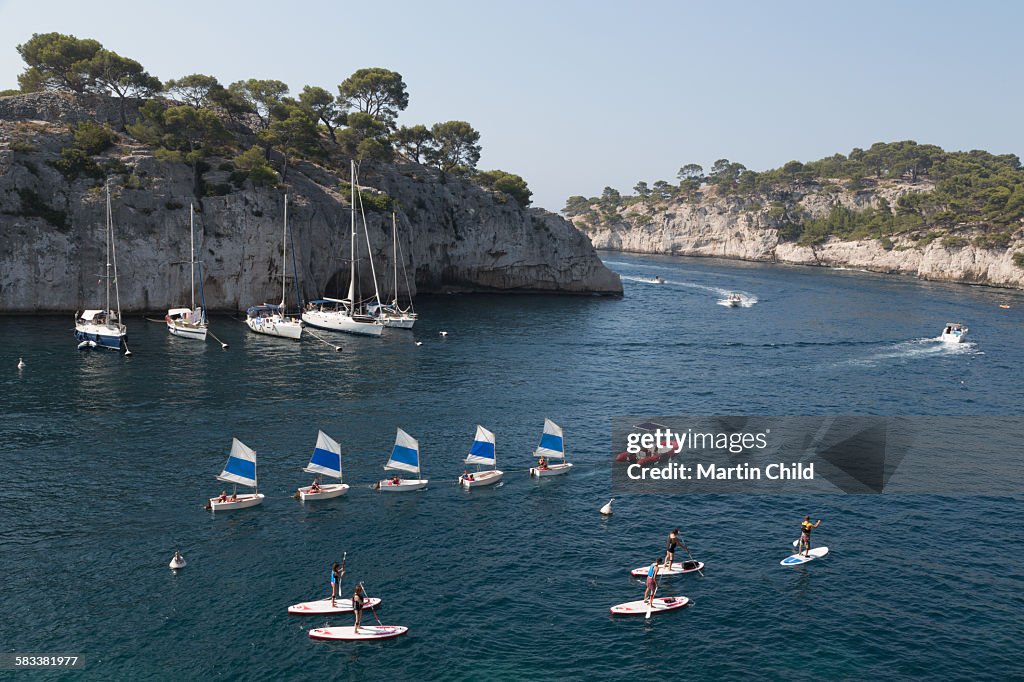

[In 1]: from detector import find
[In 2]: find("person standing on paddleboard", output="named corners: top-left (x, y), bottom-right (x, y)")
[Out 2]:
top-left (799, 516), bottom-right (821, 557)
top-left (330, 563), bottom-right (343, 607)
top-left (664, 528), bottom-right (682, 568)
top-left (352, 584), bottom-right (366, 633)
top-left (644, 558), bottom-right (661, 606)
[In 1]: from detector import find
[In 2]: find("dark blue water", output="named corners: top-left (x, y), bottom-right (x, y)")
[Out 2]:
top-left (2, 253), bottom-right (1022, 680)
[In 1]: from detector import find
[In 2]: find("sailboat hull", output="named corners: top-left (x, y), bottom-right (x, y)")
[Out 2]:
top-left (297, 483), bottom-right (350, 501)
top-left (380, 314), bottom-right (416, 329)
top-left (377, 478), bottom-right (428, 492)
top-left (531, 462), bottom-right (573, 477)
top-left (167, 320), bottom-right (208, 341)
top-left (208, 493), bottom-right (264, 510)
top-left (74, 324), bottom-right (126, 351)
top-left (302, 311), bottom-right (383, 337)
top-left (460, 469), bottom-right (504, 488)
top-left (246, 317), bottom-right (303, 340)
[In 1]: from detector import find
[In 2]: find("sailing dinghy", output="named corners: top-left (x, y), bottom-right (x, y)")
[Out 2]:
top-left (377, 428), bottom-right (428, 492)
top-left (208, 438), bottom-right (264, 510)
top-left (460, 425), bottom-right (502, 488)
top-left (297, 431), bottom-right (350, 501)
top-left (530, 419), bottom-right (573, 477)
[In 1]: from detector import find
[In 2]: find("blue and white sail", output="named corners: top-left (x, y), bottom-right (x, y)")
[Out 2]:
top-left (385, 428), bottom-right (421, 474)
top-left (217, 438), bottom-right (258, 489)
top-left (535, 418), bottom-right (565, 459)
top-left (303, 430), bottom-right (343, 480)
top-left (465, 425), bottom-right (496, 466)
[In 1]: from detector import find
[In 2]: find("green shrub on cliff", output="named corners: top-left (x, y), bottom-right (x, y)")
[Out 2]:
top-left (476, 170), bottom-right (532, 207)
top-left (233, 145), bottom-right (278, 187)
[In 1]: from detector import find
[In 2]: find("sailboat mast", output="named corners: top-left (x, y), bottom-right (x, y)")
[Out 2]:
top-left (392, 212), bottom-right (399, 306)
top-left (189, 203), bottom-right (196, 311)
top-left (281, 194), bottom-right (288, 309)
top-left (109, 186), bottom-right (123, 328)
top-left (105, 184), bottom-right (112, 317)
top-left (347, 161), bottom-right (357, 307)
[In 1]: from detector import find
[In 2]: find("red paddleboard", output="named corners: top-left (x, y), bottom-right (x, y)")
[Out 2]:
top-left (309, 625), bottom-right (408, 640)
top-left (630, 561), bottom-right (703, 577)
top-left (288, 597), bottom-right (382, 614)
top-left (610, 596), bottom-right (690, 616)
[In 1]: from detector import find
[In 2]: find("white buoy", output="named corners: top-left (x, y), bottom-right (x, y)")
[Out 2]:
top-left (415, 341), bottom-right (423, 347)
top-left (17, 357), bottom-right (25, 369)
top-left (600, 498), bottom-right (614, 515)
top-left (439, 331), bottom-right (448, 337)
top-left (169, 550), bottom-right (187, 570)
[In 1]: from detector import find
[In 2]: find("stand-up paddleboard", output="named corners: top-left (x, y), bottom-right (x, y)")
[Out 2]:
top-left (288, 597), bottom-right (382, 614)
top-left (309, 625), bottom-right (408, 640)
top-left (781, 546), bottom-right (829, 566)
top-left (630, 561), bottom-right (704, 577)
top-left (610, 596), bottom-right (689, 616)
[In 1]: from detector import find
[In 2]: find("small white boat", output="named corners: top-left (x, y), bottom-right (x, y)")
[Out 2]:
top-left (169, 550), bottom-right (187, 570)
top-left (530, 418), bottom-right (573, 477)
top-left (75, 186), bottom-right (128, 352)
top-left (208, 438), bottom-right (265, 511)
top-left (652, 276), bottom-right (665, 285)
top-left (297, 431), bottom-right (350, 501)
top-left (245, 194), bottom-right (303, 341)
top-left (460, 425), bottom-right (503, 489)
top-left (725, 292), bottom-right (743, 307)
top-left (939, 322), bottom-right (968, 343)
top-left (373, 212), bottom-right (418, 329)
top-left (377, 428), bottom-right (428, 492)
top-left (167, 204), bottom-right (209, 342)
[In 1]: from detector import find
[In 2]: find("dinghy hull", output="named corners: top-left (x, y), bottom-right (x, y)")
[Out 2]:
top-left (298, 483), bottom-right (350, 501)
top-left (460, 470), bottom-right (503, 488)
top-left (531, 463), bottom-right (573, 477)
top-left (208, 493), bottom-right (264, 510)
top-left (377, 478), bottom-right (428, 492)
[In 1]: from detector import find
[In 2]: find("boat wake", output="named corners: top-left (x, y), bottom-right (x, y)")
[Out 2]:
top-left (842, 338), bottom-right (982, 366)
top-left (621, 275), bottom-right (758, 306)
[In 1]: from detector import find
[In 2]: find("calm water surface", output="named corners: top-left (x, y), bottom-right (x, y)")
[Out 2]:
top-left (1, 253), bottom-right (1022, 680)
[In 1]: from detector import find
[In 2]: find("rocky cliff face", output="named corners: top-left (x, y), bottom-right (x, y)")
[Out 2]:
top-left (0, 92), bottom-right (621, 313)
top-left (579, 182), bottom-right (1024, 289)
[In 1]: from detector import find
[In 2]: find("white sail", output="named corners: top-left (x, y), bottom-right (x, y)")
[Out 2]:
top-left (217, 438), bottom-right (258, 488)
top-left (304, 430), bottom-right (343, 479)
top-left (465, 425), bottom-right (496, 465)
top-left (534, 418), bottom-right (565, 459)
top-left (385, 428), bottom-right (421, 474)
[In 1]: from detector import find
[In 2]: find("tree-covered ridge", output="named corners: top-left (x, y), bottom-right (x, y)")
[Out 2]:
top-left (3, 32), bottom-right (532, 208)
top-left (565, 141), bottom-right (1024, 251)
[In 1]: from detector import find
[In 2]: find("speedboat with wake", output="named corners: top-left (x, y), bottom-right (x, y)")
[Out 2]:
top-left (724, 292), bottom-right (743, 307)
top-left (939, 322), bottom-right (968, 343)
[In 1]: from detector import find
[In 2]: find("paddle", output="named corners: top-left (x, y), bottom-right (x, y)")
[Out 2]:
top-left (358, 581), bottom-right (384, 626)
top-left (682, 542), bottom-right (704, 577)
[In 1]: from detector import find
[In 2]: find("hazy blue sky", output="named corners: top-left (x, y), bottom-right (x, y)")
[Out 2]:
top-left (2, 0), bottom-right (1021, 210)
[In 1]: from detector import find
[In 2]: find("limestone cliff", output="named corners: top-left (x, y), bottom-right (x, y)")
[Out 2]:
top-left (0, 92), bottom-right (621, 313)
top-left (577, 181), bottom-right (1024, 289)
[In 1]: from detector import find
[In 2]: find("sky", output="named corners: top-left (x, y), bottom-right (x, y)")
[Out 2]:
top-left (1, 0), bottom-right (1022, 211)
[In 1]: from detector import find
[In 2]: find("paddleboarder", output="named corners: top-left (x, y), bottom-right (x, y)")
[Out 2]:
top-left (352, 584), bottom-right (366, 633)
top-left (799, 516), bottom-right (822, 557)
top-left (330, 562), bottom-right (343, 607)
top-left (643, 558), bottom-right (661, 606)
top-left (664, 528), bottom-right (682, 567)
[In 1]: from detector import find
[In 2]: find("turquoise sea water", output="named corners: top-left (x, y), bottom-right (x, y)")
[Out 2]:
top-left (1, 253), bottom-right (1022, 680)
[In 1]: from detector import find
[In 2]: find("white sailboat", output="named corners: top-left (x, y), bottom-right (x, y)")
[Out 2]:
top-left (377, 428), bottom-right (428, 492)
top-left (460, 425), bottom-right (503, 488)
top-left (530, 418), bottom-right (573, 477)
top-left (246, 194), bottom-right (303, 340)
top-left (75, 185), bottom-right (128, 352)
top-left (166, 204), bottom-right (209, 341)
top-left (301, 161), bottom-right (384, 337)
top-left (208, 438), bottom-right (264, 510)
top-left (373, 212), bottom-right (418, 329)
top-left (297, 430), bottom-right (350, 501)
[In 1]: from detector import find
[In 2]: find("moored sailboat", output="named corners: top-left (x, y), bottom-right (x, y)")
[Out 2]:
top-left (297, 430), bottom-right (350, 501)
top-left (74, 185), bottom-right (127, 352)
top-left (460, 425), bottom-right (502, 488)
top-left (167, 204), bottom-right (209, 341)
top-left (377, 428), bottom-right (428, 492)
top-left (208, 438), bottom-right (264, 511)
top-left (373, 212), bottom-right (418, 329)
top-left (530, 418), bottom-right (573, 477)
top-left (246, 194), bottom-right (303, 340)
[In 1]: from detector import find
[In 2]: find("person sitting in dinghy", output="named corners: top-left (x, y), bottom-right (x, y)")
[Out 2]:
top-left (461, 470), bottom-right (474, 482)
top-left (391, 475), bottom-right (400, 486)
top-left (537, 456), bottom-right (548, 469)
top-left (310, 479), bottom-right (321, 493)
top-left (217, 491), bottom-right (228, 503)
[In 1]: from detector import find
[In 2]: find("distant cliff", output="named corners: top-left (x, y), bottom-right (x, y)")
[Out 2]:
top-left (572, 172), bottom-right (1024, 289)
top-left (0, 92), bottom-right (621, 313)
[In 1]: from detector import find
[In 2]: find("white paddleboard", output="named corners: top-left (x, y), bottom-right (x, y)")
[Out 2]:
top-left (610, 596), bottom-right (689, 616)
top-left (780, 546), bottom-right (829, 566)
top-left (288, 597), bottom-right (382, 614)
top-left (308, 625), bottom-right (408, 640)
top-left (629, 561), bottom-right (704, 577)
